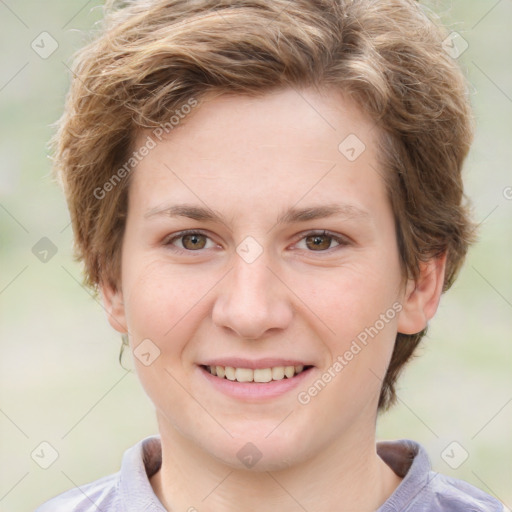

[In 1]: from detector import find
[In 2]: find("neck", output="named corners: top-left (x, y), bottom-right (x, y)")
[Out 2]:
top-left (150, 418), bottom-right (402, 512)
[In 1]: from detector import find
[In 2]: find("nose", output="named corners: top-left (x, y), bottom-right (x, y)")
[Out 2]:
top-left (211, 255), bottom-right (293, 340)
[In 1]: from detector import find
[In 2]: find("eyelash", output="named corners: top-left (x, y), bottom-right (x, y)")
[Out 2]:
top-left (162, 229), bottom-right (350, 254)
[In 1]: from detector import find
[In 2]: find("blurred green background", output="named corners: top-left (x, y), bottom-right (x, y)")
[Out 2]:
top-left (0, 1), bottom-right (511, 511)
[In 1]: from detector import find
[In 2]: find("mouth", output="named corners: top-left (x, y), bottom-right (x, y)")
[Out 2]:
top-left (197, 358), bottom-right (316, 400)
top-left (200, 364), bottom-right (313, 383)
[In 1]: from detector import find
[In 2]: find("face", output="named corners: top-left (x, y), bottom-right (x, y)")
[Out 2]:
top-left (103, 87), bottom-right (439, 470)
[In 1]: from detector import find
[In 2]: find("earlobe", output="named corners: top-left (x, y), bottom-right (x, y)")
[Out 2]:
top-left (100, 282), bottom-right (128, 334)
top-left (397, 253), bottom-right (447, 335)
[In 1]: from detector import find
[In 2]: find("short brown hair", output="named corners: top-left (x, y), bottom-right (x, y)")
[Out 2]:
top-left (52, 0), bottom-right (475, 410)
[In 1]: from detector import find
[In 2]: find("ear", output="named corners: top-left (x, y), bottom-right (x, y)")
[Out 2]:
top-left (100, 281), bottom-right (128, 334)
top-left (397, 253), bottom-right (447, 335)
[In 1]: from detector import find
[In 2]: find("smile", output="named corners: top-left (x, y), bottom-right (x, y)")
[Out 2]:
top-left (203, 364), bottom-right (311, 383)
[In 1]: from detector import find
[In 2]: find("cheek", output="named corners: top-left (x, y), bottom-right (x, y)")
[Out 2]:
top-left (120, 259), bottom-right (214, 418)
top-left (299, 276), bottom-right (400, 420)
top-left (121, 257), bottom-right (224, 349)
top-left (294, 255), bottom-right (402, 404)
top-left (298, 260), bottom-right (402, 343)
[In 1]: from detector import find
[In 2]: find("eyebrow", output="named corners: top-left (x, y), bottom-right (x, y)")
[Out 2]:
top-left (144, 202), bottom-right (369, 224)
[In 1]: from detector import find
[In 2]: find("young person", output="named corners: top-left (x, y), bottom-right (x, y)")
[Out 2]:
top-left (36, 0), bottom-right (507, 510)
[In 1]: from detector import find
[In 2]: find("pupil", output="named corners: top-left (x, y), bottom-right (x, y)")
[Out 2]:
top-left (183, 234), bottom-right (205, 249)
top-left (307, 234), bottom-right (330, 250)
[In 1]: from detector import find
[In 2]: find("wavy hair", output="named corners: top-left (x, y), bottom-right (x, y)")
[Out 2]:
top-left (52, 0), bottom-right (475, 410)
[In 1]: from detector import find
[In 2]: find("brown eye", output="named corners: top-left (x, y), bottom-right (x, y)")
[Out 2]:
top-left (305, 234), bottom-right (334, 251)
top-left (164, 230), bottom-right (216, 252)
top-left (181, 233), bottom-right (207, 250)
top-left (295, 231), bottom-right (349, 253)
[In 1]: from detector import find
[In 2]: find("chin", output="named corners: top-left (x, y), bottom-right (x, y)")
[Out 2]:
top-left (204, 433), bottom-right (313, 473)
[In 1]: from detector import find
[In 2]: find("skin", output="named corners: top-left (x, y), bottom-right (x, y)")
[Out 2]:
top-left (102, 87), bottom-right (446, 511)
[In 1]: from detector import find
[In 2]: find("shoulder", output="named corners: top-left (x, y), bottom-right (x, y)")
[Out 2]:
top-left (377, 439), bottom-right (506, 512)
top-left (423, 471), bottom-right (506, 512)
top-left (34, 472), bottom-right (120, 512)
top-left (34, 435), bottom-right (163, 512)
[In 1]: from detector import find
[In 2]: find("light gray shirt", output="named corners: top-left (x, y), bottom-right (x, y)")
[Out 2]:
top-left (35, 436), bottom-right (506, 511)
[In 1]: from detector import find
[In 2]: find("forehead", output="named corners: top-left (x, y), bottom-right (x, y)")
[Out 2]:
top-left (128, 87), bottom-right (386, 215)
top-left (134, 87), bottom-right (376, 155)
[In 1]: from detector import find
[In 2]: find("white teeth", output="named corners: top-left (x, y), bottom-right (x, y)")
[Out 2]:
top-left (235, 368), bottom-right (253, 382)
top-left (254, 368), bottom-right (272, 383)
top-left (206, 364), bottom-right (308, 382)
top-left (284, 366), bottom-right (295, 378)
top-left (271, 366), bottom-right (285, 380)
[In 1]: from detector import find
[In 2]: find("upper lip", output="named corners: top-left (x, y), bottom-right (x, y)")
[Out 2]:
top-left (199, 358), bottom-right (313, 370)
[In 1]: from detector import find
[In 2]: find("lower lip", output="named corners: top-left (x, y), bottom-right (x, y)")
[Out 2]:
top-left (197, 365), bottom-right (314, 401)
